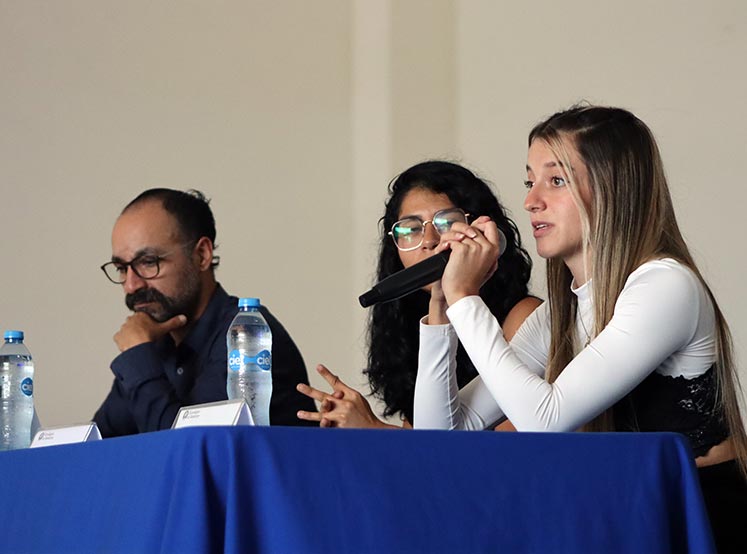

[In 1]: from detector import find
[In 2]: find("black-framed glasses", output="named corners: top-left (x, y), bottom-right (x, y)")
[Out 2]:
top-left (388, 208), bottom-right (470, 251)
top-left (100, 243), bottom-right (193, 284)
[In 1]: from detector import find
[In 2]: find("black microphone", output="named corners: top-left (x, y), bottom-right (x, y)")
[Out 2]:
top-left (359, 230), bottom-right (507, 308)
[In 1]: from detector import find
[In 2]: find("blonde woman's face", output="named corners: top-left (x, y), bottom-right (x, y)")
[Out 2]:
top-left (524, 139), bottom-right (591, 281)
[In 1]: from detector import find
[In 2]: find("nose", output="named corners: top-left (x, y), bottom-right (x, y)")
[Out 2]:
top-left (524, 185), bottom-right (545, 213)
top-left (421, 221), bottom-right (440, 250)
top-left (122, 266), bottom-right (146, 294)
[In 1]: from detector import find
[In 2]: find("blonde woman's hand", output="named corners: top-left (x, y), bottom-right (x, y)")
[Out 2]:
top-left (436, 216), bottom-right (500, 306)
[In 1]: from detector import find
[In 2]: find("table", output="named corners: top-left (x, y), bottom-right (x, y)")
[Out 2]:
top-left (0, 427), bottom-right (714, 553)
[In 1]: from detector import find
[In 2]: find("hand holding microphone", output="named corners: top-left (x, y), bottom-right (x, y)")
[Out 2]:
top-left (439, 216), bottom-right (505, 306)
top-left (359, 217), bottom-right (506, 307)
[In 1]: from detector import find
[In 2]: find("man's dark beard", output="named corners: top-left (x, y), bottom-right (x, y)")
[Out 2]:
top-left (125, 285), bottom-right (200, 323)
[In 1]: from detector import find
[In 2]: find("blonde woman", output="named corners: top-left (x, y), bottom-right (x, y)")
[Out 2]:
top-left (414, 105), bottom-right (747, 551)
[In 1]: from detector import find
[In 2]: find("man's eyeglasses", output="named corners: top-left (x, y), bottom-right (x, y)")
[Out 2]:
top-left (101, 244), bottom-right (192, 284)
top-left (388, 208), bottom-right (470, 251)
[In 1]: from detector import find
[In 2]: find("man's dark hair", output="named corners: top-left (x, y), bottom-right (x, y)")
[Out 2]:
top-left (124, 188), bottom-right (219, 269)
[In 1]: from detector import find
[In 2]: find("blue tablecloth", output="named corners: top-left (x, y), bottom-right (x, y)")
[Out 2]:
top-left (0, 427), bottom-right (714, 553)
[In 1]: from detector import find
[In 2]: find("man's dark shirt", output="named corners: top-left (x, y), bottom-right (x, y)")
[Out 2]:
top-left (94, 284), bottom-right (316, 437)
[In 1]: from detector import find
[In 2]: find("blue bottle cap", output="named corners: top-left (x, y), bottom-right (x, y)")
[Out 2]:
top-left (238, 298), bottom-right (260, 308)
top-left (4, 330), bottom-right (24, 341)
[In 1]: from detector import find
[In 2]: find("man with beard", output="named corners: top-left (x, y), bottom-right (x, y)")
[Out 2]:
top-left (93, 188), bottom-right (316, 437)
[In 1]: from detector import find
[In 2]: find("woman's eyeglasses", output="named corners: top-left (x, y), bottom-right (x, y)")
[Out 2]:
top-left (388, 208), bottom-right (469, 251)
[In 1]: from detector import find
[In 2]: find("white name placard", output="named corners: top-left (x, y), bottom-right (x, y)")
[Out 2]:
top-left (30, 422), bottom-right (102, 448)
top-left (171, 399), bottom-right (254, 429)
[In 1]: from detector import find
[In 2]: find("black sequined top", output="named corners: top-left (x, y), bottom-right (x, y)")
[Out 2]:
top-left (614, 366), bottom-right (729, 457)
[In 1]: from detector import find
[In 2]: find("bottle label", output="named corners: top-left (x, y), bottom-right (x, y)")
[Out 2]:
top-left (228, 349), bottom-right (272, 372)
top-left (21, 377), bottom-right (33, 397)
top-left (251, 350), bottom-right (272, 371)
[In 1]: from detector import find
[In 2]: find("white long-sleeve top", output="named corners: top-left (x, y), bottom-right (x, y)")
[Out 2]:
top-left (413, 259), bottom-right (717, 431)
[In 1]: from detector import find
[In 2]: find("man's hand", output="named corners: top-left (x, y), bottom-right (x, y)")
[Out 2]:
top-left (114, 312), bottom-right (187, 352)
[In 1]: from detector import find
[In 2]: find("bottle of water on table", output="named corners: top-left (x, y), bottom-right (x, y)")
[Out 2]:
top-left (227, 298), bottom-right (273, 426)
top-left (0, 330), bottom-right (35, 450)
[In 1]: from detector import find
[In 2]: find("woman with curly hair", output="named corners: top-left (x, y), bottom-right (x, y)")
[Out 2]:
top-left (296, 160), bottom-right (540, 428)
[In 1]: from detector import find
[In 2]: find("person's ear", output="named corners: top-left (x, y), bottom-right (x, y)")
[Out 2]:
top-left (192, 237), bottom-right (214, 271)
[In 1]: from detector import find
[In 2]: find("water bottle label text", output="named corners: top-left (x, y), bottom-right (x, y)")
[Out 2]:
top-left (228, 349), bottom-right (272, 371)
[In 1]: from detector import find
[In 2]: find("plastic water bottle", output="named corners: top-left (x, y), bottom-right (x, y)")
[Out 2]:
top-left (227, 298), bottom-right (273, 426)
top-left (0, 330), bottom-right (35, 450)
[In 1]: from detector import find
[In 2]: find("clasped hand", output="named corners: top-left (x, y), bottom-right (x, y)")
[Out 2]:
top-left (436, 215), bottom-right (501, 305)
top-left (296, 364), bottom-right (384, 428)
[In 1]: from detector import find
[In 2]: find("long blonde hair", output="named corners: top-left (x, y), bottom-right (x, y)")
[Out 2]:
top-left (530, 105), bottom-right (747, 476)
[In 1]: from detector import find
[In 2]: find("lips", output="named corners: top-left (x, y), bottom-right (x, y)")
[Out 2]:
top-left (532, 221), bottom-right (551, 238)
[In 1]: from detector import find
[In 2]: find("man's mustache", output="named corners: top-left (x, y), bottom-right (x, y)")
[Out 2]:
top-left (125, 288), bottom-right (170, 312)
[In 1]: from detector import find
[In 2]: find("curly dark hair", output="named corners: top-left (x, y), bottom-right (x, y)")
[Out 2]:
top-left (364, 160), bottom-right (534, 423)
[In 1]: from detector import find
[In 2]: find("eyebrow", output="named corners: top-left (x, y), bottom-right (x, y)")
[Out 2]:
top-left (110, 247), bottom-right (160, 263)
top-left (526, 161), bottom-right (563, 172)
top-left (398, 206), bottom-right (458, 220)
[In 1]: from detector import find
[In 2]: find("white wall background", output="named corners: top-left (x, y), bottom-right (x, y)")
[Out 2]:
top-left (1, 0), bottom-right (745, 427)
